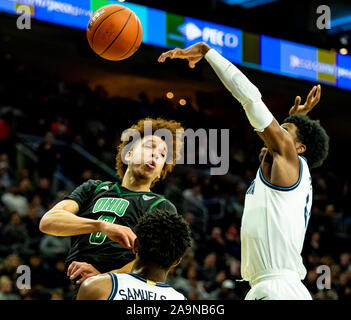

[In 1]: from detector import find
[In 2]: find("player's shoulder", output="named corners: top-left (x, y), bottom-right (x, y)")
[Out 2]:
top-left (146, 193), bottom-right (178, 213)
top-left (299, 155), bottom-right (309, 167)
top-left (298, 156), bottom-right (311, 177)
top-left (93, 180), bottom-right (116, 194)
top-left (81, 179), bottom-right (104, 190)
top-left (77, 273), bottom-right (112, 300)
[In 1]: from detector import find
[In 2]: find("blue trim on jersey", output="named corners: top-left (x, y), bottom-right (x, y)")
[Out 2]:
top-left (107, 273), bottom-right (118, 300)
top-left (259, 157), bottom-right (303, 191)
top-left (304, 193), bottom-right (311, 229)
top-left (300, 156), bottom-right (308, 164)
top-left (127, 273), bottom-right (170, 287)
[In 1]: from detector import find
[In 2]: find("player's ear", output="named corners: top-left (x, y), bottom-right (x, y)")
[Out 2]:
top-left (296, 142), bottom-right (306, 155)
top-left (132, 238), bottom-right (139, 254)
top-left (124, 149), bottom-right (133, 163)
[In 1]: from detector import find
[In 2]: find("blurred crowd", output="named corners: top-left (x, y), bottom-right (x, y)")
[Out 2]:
top-left (0, 53), bottom-right (351, 300)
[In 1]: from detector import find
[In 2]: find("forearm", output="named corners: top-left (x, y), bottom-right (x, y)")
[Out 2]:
top-left (39, 210), bottom-right (101, 236)
top-left (204, 47), bottom-right (273, 132)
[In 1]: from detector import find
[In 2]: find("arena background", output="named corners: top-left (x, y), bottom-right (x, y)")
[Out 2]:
top-left (0, 0), bottom-right (351, 300)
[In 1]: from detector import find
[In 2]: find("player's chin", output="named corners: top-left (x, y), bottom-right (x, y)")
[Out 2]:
top-left (139, 165), bottom-right (157, 178)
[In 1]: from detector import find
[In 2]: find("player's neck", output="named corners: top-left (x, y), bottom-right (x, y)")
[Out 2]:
top-left (132, 262), bottom-right (168, 283)
top-left (122, 170), bottom-right (152, 192)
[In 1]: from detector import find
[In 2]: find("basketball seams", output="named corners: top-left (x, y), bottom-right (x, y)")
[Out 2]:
top-left (99, 12), bottom-right (133, 56)
top-left (91, 8), bottom-right (126, 49)
top-left (87, 4), bottom-right (142, 61)
top-left (115, 14), bottom-right (140, 60)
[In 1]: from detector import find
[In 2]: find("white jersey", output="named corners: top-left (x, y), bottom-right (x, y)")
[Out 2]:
top-left (107, 273), bottom-right (186, 300)
top-left (240, 156), bottom-right (312, 284)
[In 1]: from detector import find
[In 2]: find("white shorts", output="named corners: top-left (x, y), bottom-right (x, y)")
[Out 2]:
top-left (244, 271), bottom-right (312, 300)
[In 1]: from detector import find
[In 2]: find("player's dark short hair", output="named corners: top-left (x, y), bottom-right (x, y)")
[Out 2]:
top-left (134, 209), bottom-right (192, 269)
top-left (283, 114), bottom-right (329, 168)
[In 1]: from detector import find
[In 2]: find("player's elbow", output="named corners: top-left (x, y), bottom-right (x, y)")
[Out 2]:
top-left (39, 214), bottom-right (54, 234)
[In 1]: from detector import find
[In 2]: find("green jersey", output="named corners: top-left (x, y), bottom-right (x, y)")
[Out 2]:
top-left (64, 179), bottom-right (177, 273)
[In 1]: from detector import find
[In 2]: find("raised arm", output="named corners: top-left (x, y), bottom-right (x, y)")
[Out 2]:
top-left (159, 42), bottom-right (320, 186)
top-left (159, 42), bottom-right (294, 157)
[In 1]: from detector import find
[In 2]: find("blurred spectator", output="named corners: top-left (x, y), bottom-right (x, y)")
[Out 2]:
top-left (23, 204), bottom-right (43, 251)
top-left (0, 161), bottom-right (11, 191)
top-left (304, 267), bottom-right (319, 295)
top-left (186, 265), bottom-right (210, 300)
top-left (313, 288), bottom-right (339, 300)
top-left (26, 254), bottom-right (49, 298)
top-left (339, 253), bottom-right (350, 272)
top-left (0, 111), bottom-right (17, 156)
top-left (50, 288), bottom-right (64, 300)
top-left (164, 175), bottom-right (184, 213)
top-left (45, 260), bottom-right (71, 291)
top-left (39, 235), bottom-right (70, 262)
top-left (1, 184), bottom-right (29, 217)
top-left (1, 212), bottom-right (31, 256)
top-left (37, 131), bottom-right (59, 180)
top-left (0, 253), bottom-right (21, 281)
top-left (210, 279), bottom-right (239, 300)
top-left (207, 269), bottom-right (226, 293)
top-left (0, 275), bottom-right (20, 300)
top-left (18, 177), bottom-right (34, 200)
top-left (166, 267), bottom-right (191, 297)
top-left (29, 194), bottom-right (46, 217)
top-left (205, 226), bottom-right (226, 259)
top-left (183, 184), bottom-right (205, 213)
top-left (224, 224), bottom-right (241, 260)
top-left (183, 212), bottom-right (201, 242)
top-left (198, 253), bottom-right (218, 290)
top-left (50, 115), bottom-right (71, 139)
top-left (36, 177), bottom-right (52, 208)
top-left (307, 231), bottom-right (322, 256)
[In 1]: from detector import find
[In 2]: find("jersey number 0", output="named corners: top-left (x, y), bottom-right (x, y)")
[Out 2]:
top-left (89, 215), bottom-right (116, 245)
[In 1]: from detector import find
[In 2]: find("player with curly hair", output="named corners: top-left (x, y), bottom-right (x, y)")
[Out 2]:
top-left (158, 42), bottom-right (329, 300)
top-left (39, 117), bottom-right (184, 299)
top-left (77, 209), bottom-right (192, 300)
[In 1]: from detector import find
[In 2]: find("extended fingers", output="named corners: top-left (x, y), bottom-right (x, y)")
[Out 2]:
top-left (67, 261), bottom-right (79, 277)
top-left (158, 51), bottom-right (172, 63)
top-left (69, 262), bottom-right (91, 280)
top-left (122, 229), bottom-right (137, 249)
top-left (312, 84), bottom-right (321, 106)
top-left (70, 265), bottom-right (85, 280)
top-left (158, 48), bottom-right (186, 62)
top-left (294, 96), bottom-right (301, 108)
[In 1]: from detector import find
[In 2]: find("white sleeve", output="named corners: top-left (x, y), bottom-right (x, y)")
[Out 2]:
top-left (205, 48), bottom-right (273, 132)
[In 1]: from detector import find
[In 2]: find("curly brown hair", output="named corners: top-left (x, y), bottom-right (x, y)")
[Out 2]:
top-left (116, 117), bottom-right (184, 187)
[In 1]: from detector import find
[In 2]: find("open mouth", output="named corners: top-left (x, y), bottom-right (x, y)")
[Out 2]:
top-left (145, 160), bottom-right (156, 169)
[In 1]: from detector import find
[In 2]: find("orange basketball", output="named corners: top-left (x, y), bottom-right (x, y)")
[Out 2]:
top-left (87, 4), bottom-right (143, 61)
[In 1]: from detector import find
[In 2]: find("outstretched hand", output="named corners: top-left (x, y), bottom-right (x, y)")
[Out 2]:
top-left (158, 42), bottom-right (211, 68)
top-left (289, 85), bottom-right (321, 116)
